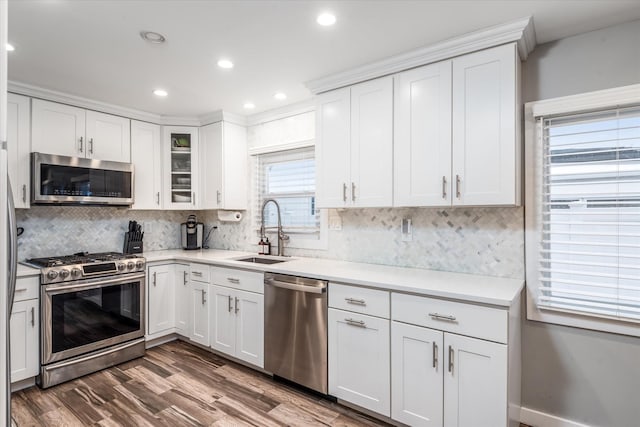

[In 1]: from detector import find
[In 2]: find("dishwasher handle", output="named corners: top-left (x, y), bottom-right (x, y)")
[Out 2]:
top-left (265, 277), bottom-right (327, 294)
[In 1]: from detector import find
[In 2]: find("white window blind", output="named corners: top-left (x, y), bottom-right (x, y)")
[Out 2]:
top-left (255, 147), bottom-right (320, 236)
top-left (538, 106), bottom-right (640, 322)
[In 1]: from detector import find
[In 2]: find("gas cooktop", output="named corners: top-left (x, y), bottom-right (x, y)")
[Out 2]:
top-left (25, 251), bottom-right (140, 268)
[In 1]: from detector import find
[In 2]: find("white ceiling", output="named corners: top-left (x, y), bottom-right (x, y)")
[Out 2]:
top-left (7, 0), bottom-right (640, 117)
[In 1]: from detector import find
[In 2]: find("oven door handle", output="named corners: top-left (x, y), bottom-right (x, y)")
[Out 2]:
top-left (43, 339), bottom-right (145, 371)
top-left (43, 273), bottom-right (146, 294)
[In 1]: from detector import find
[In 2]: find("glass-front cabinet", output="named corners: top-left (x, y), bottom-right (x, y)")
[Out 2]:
top-left (163, 126), bottom-right (199, 209)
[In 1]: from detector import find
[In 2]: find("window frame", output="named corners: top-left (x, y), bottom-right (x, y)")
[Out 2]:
top-left (525, 84), bottom-right (640, 337)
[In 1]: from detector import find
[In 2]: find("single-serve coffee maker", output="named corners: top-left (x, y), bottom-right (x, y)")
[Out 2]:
top-left (181, 214), bottom-right (204, 250)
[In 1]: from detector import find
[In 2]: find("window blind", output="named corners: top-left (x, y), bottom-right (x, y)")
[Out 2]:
top-left (538, 106), bottom-right (640, 321)
top-left (254, 146), bottom-right (320, 236)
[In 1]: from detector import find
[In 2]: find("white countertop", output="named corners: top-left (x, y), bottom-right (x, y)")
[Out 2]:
top-left (144, 249), bottom-right (524, 307)
top-left (17, 263), bottom-right (40, 278)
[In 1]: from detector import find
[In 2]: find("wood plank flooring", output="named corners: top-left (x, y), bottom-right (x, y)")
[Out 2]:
top-left (11, 340), bottom-right (390, 427)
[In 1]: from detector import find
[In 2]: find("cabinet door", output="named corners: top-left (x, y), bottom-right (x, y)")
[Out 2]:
top-left (220, 122), bottom-right (248, 210)
top-left (391, 322), bottom-right (443, 426)
top-left (163, 126), bottom-right (199, 209)
top-left (444, 333), bottom-right (508, 427)
top-left (147, 264), bottom-right (175, 335)
top-left (174, 264), bottom-right (190, 334)
top-left (85, 110), bottom-right (131, 162)
top-left (328, 308), bottom-right (390, 416)
top-left (131, 121), bottom-right (162, 209)
top-left (10, 299), bottom-right (39, 383)
top-left (394, 62), bottom-right (452, 207)
top-left (32, 99), bottom-right (85, 158)
top-left (6, 93), bottom-right (30, 208)
top-left (452, 43), bottom-right (518, 206)
top-left (189, 282), bottom-right (210, 346)
top-left (234, 290), bottom-right (264, 368)
top-left (350, 76), bottom-right (393, 208)
top-left (210, 285), bottom-right (236, 356)
top-left (199, 122), bottom-right (223, 210)
top-left (315, 87), bottom-right (351, 208)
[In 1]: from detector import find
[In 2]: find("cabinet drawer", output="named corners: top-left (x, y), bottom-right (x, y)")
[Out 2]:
top-left (329, 283), bottom-right (389, 319)
top-left (211, 267), bottom-right (263, 294)
top-left (14, 276), bottom-right (39, 302)
top-left (190, 263), bottom-right (210, 283)
top-left (392, 293), bottom-right (508, 343)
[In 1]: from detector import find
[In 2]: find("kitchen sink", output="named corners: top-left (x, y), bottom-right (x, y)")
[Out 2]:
top-left (234, 256), bottom-right (289, 265)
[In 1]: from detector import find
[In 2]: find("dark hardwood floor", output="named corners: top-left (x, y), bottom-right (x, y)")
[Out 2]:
top-left (11, 340), bottom-right (390, 426)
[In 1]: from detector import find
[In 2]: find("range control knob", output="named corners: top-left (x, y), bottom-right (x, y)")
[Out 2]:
top-left (135, 260), bottom-right (144, 270)
top-left (59, 269), bottom-right (70, 279)
top-left (71, 268), bottom-right (82, 278)
top-left (117, 263), bottom-right (126, 272)
top-left (127, 262), bottom-right (135, 270)
top-left (47, 270), bottom-right (59, 280)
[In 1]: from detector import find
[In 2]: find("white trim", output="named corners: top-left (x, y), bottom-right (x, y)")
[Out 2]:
top-left (527, 84), bottom-right (640, 118)
top-left (520, 407), bottom-right (593, 427)
top-left (246, 99), bottom-right (315, 127)
top-left (305, 16), bottom-right (536, 94)
top-left (248, 139), bottom-right (314, 156)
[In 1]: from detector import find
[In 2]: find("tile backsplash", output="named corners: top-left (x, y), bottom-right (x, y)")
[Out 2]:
top-left (17, 206), bottom-right (524, 280)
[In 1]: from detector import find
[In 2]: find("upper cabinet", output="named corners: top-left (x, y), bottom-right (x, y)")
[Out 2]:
top-left (6, 93), bottom-right (31, 209)
top-left (316, 76), bottom-right (393, 208)
top-left (32, 99), bottom-right (131, 163)
top-left (199, 121), bottom-right (248, 210)
top-left (131, 120), bottom-right (163, 209)
top-left (163, 126), bottom-right (199, 209)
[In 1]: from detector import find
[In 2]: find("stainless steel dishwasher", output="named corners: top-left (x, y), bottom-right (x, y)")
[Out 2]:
top-left (264, 272), bottom-right (328, 394)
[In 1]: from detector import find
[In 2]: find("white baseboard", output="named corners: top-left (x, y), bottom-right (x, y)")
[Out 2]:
top-left (521, 407), bottom-right (592, 427)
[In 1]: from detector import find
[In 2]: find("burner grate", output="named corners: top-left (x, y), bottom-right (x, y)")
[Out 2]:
top-left (26, 252), bottom-right (133, 268)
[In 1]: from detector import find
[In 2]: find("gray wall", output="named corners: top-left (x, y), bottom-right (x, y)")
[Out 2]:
top-left (522, 19), bottom-right (640, 427)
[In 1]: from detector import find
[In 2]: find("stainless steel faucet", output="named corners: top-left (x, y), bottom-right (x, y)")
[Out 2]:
top-left (260, 199), bottom-right (289, 256)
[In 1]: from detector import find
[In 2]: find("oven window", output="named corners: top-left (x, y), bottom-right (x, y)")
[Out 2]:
top-left (51, 282), bottom-right (141, 353)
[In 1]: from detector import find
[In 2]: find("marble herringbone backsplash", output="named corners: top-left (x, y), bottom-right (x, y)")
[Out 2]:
top-left (17, 206), bottom-right (524, 280)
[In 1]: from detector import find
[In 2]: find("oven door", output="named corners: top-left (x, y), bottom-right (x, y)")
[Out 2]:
top-left (41, 272), bottom-right (145, 364)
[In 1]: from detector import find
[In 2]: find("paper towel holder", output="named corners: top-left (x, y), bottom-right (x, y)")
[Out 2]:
top-left (218, 210), bottom-right (243, 222)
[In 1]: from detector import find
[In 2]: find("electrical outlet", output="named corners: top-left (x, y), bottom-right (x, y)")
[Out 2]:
top-left (143, 222), bottom-right (153, 233)
top-left (401, 218), bottom-right (412, 242)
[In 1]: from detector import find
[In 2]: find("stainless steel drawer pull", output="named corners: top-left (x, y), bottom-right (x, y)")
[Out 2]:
top-left (192, 271), bottom-right (203, 277)
top-left (228, 295), bottom-right (233, 312)
top-left (429, 312), bottom-right (457, 322)
top-left (345, 318), bottom-right (366, 327)
top-left (235, 297), bottom-right (239, 313)
top-left (31, 307), bottom-right (35, 327)
top-left (448, 345), bottom-right (454, 373)
top-left (153, 272), bottom-right (157, 287)
top-left (433, 342), bottom-right (438, 369)
top-left (201, 290), bottom-right (207, 305)
top-left (351, 182), bottom-right (356, 202)
top-left (156, 192), bottom-right (160, 205)
top-left (442, 176), bottom-right (447, 199)
top-left (216, 190), bottom-right (221, 204)
top-left (343, 183), bottom-right (347, 202)
top-left (183, 271), bottom-right (188, 285)
top-left (22, 184), bottom-right (26, 203)
top-left (227, 277), bottom-right (240, 284)
top-left (79, 136), bottom-right (83, 153)
top-left (345, 297), bottom-right (366, 305)
top-left (15, 288), bottom-right (27, 293)
top-left (456, 174), bottom-right (461, 198)
top-left (89, 138), bottom-right (94, 154)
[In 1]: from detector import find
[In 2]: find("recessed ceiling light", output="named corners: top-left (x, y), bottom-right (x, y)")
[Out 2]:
top-left (140, 31), bottom-right (166, 44)
top-left (243, 102), bottom-right (256, 110)
top-left (153, 89), bottom-right (168, 97)
top-left (317, 13), bottom-right (336, 26)
top-left (274, 92), bottom-right (287, 101)
top-left (217, 59), bottom-right (234, 69)
top-left (6, 43), bottom-right (15, 52)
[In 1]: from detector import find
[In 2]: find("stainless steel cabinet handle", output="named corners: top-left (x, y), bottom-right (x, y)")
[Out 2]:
top-left (22, 184), bottom-right (26, 203)
top-left (183, 271), bottom-right (188, 285)
top-left (342, 183), bottom-right (347, 202)
top-left (192, 271), bottom-right (203, 277)
top-left (351, 182), bottom-right (356, 202)
top-left (234, 297), bottom-right (239, 313)
top-left (456, 174), bottom-right (461, 198)
top-left (345, 318), bottom-right (366, 327)
top-left (79, 136), bottom-right (83, 153)
top-left (31, 307), bottom-right (35, 327)
top-left (228, 295), bottom-right (233, 312)
top-left (433, 342), bottom-right (438, 369)
top-left (429, 312), bottom-right (456, 322)
top-left (448, 345), bottom-right (454, 373)
top-left (153, 271), bottom-right (157, 287)
top-left (201, 290), bottom-right (207, 305)
top-left (192, 192), bottom-right (196, 205)
top-left (345, 297), bottom-right (366, 305)
top-left (156, 192), bottom-right (160, 205)
top-left (216, 190), bottom-right (221, 205)
top-left (227, 277), bottom-right (240, 284)
top-left (442, 176), bottom-right (447, 199)
top-left (89, 138), bottom-right (94, 154)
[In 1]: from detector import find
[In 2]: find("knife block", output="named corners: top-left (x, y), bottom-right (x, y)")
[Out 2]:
top-left (123, 232), bottom-right (144, 254)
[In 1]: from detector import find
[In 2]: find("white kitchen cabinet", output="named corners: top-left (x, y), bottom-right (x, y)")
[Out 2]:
top-left (199, 121), bottom-right (248, 210)
top-left (32, 99), bottom-right (131, 162)
top-left (147, 264), bottom-right (175, 335)
top-left (452, 43), bottom-right (519, 206)
top-left (6, 93), bottom-right (31, 209)
top-left (131, 120), bottom-right (163, 209)
top-left (163, 126), bottom-right (199, 209)
top-left (174, 264), bottom-right (190, 334)
top-left (328, 308), bottom-right (390, 416)
top-left (189, 281), bottom-right (210, 346)
top-left (316, 76), bottom-right (393, 208)
top-left (444, 333), bottom-right (508, 427)
top-left (394, 61), bottom-right (452, 207)
top-left (210, 284), bottom-right (236, 355)
top-left (10, 299), bottom-right (38, 383)
top-left (391, 321), bottom-right (443, 426)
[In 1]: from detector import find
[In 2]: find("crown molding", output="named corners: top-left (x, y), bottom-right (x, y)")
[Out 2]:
top-left (246, 99), bottom-right (315, 127)
top-left (199, 110), bottom-right (248, 127)
top-left (305, 16), bottom-right (537, 94)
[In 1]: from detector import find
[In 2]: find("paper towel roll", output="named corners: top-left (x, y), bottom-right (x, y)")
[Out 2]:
top-left (217, 210), bottom-right (243, 222)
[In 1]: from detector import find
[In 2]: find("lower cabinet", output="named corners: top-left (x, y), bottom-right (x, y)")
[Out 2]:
top-left (147, 264), bottom-right (175, 336)
top-left (174, 264), bottom-right (190, 334)
top-left (328, 308), bottom-right (390, 416)
top-left (189, 281), bottom-right (210, 346)
top-left (10, 298), bottom-right (39, 383)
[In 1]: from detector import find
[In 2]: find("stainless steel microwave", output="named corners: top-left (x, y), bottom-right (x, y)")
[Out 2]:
top-left (32, 152), bottom-right (134, 206)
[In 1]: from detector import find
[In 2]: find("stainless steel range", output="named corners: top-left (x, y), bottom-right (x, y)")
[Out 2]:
top-left (24, 252), bottom-right (146, 388)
